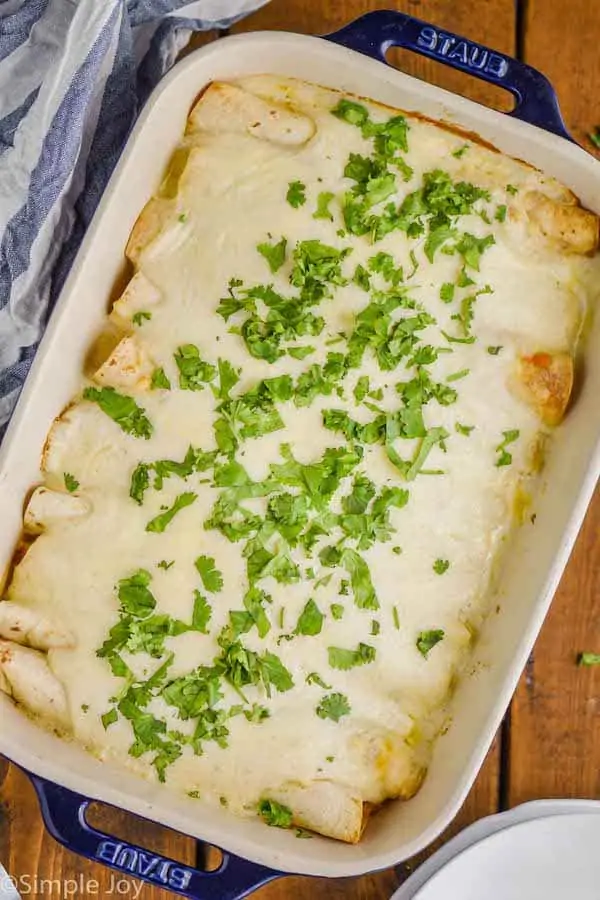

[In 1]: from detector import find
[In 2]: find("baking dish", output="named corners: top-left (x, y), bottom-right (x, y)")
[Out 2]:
top-left (1, 9), bottom-right (599, 898)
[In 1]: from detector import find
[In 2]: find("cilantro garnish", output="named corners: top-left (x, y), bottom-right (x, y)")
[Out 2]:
top-left (455, 423), bottom-right (474, 436)
top-left (341, 549), bottom-right (379, 610)
top-left (83, 387), bottom-right (153, 439)
top-left (295, 598), bottom-right (324, 636)
top-left (506, 184), bottom-right (518, 195)
top-left (316, 692), bottom-right (351, 722)
top-left (257, 237), bottom-right (287, 273)
top-left (330, 603), bottom-right (344, 620)
top-left (416, 629), bottom-right (445, 658)
top-left (495, 204), bottom-right (507, 223)
top-left (174, 345), bottom-right (217, 391)
top-left (487, 345), bottom-right (503, 355)
top-left (286, 180), bottom-right (306, 208)
top-left (195, 555), bottom-right (224, 593)
top-left (328, 642), bottom-right (376, 670)
top-left (64, 472), bottom-right (79, 493)
top-left (392, 606), bottom-right (400, 630)
top-left (146, 492), bottom-right (197, 533)
top-left (132, 311), bottom-right (151, 326)
top-left (578, 652), bottom-right (600, 666)
top-left (258, 798), bottom-right (293, 828)
top-left (151, 367), bottom-right (171, 390)
top-left (313, 191), bottom-right (335, 221)
top-left (452, 144), bottom-right (469, 158)
top-left (440, 282), bottom-right (455, 303)
top-left (157, 560), bottom-right (175, 570)
top-left (495, 429), bottom-right (520, 467)
top-left (306, 672), bottom-right (332, 689)
top-left (447, 368), bottom-right (470, 382)
top-left (433, 559), bottom-right (450, 575)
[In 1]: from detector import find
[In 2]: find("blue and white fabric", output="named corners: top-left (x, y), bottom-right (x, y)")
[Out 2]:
top-left (0, 0), bottom-right (269, 440)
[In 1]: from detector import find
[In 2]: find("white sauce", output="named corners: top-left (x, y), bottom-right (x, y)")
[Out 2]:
top-left (6, 76), bottom-right (595, 829)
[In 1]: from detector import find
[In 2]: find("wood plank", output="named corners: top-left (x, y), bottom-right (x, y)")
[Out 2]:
top-left (232, 0), bottom-right (516, 111)
top-left (0, 760), bottom-right (197, 899)
top-left (508, 490), bottom-right (600, 803)
top-left (522, 0), bottom-right (600, 152)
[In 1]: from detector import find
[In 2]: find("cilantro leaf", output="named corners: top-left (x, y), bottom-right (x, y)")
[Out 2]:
top-left (440, 282), bottom-right (455, 303)
top-left (455, 423), bottom-right (474, 436)
top-left (64, 472), bottom-right (79, 493)
top-left (258, 798), bottom-right (293, 828)
top-left (117, 569), bottom-right (156, 618)
top-left (146, 492), bottom-right (197, 533)
top-left (433, 558), bottom-right (450, 575)
top-left (295, 598), bottom-right (324, 636)
top-left (286, 181), bottom-right (306, 208)
top-left (306, 672), bottom-right (332, 689)
top-left (130, 463), bottom-right (150, 505)
top-left (330, 603), bottom-right (344, 620)
top-left (316, 692), bottom-right (351, 722)
top-left (578, 652), bottom-right (600, 666)
top-left (328, 642), bottom-right (376, 670)
top-left (151, 367), bottom-right (171, 390)
top-left (495, 429), bottom-right (520, 467)
top-left (453, 232), bottom-right (495, 270)
top-left (195, 555), bottom-right (224, 593)
top-left (215, 359), bottom-right (240, 401)
top-left (341, 549), bottom-right (379, 610)
top-left (313, 191), bottom-right (335, 221)
top-left (83, 387), bottom-right (153, 439)
top-left (353, 264), bottom-right (371, 292)
top-left (495, 204), bottom-right (507, 223)
top-left (416, 629), bottom-right (445, 658)
top-left (331, 98), bottom-right (370, 127)
top-left (487, 345), bottom-right (503, 355)
top-left (191, 591), bottom-right (212, 633)
top-left (132, 311), bottom-right (151, 326)
top-left (174, 345), bottom-right (217, 391)
top-left (257, 237), bottom-right (287, 273)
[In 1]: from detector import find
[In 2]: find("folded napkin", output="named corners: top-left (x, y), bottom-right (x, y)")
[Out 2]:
top-left (0, 0), bottom-right (269, 439)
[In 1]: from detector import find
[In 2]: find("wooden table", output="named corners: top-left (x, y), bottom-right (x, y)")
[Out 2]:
top-left (2, 1), bottom-right (599, 897)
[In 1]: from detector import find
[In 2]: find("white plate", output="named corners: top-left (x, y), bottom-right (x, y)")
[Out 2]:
top-left (411, 813), bottom-right (600, 900)
top-left (393, 800), bottom-right (600, 899)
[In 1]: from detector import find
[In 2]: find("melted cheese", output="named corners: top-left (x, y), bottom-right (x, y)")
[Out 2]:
top-left (5, 76), bottom-right (599, 839)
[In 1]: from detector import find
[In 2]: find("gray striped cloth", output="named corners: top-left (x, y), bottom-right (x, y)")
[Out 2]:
top-left (0, 0), bottom-right (269, 440)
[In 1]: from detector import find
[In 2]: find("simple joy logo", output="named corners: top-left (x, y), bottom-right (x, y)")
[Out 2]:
top-left (416, 25), bottom-right (509, 79)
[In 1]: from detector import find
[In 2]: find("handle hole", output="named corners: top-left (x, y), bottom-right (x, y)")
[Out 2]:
top-left (198, 845), bottom-right (224, 872)
top-left (85, 801), bottom-right (196, 867)
top-left (385, 46), bottom-right (516, 112)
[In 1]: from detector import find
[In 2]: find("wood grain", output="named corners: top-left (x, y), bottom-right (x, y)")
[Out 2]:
top-left (231, 0), bottom-right (516, 110)
top-left (522, 0), bottom-right (600, 152)
top-left (508, 489), bottom-right (600, 804)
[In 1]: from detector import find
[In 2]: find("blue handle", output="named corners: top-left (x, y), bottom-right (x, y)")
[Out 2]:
top-left (29, 774), bottom-right (281, 900)
top-left (324, 10), bottom-right (572, 141)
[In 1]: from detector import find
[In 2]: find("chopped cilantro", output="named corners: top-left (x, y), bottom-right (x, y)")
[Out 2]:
top-left (132, 311), bottom-right (151, 326)
top-left (341, 549), bottom-right (379, 610)
top-left (313, 191), bottom-right (335, 221)
top-left (440, 282), bottom-right (455, 303)
top-left (151, 367), bottom-right (171, 390)
top-left (416, 629), bottom-right (445, 658)
top-left (455, 423), bottom-right (474, 436)
top-left (392, 546), bottom-right (402, 555)
top-left (452, 144), bottom-right (469, 158)
top-left (191, 591), bottom-right (212, 633)
top-left (258, 798), bottom-right (293, 828)
top-left (316, 692), bottom-right (351, 722)
top-left (328, 642), bottom-right (376, 670)
top-left (495, 204), bottom-right (507, 223)
top-left (371, 619), bottom-right (381, 635)
top-left (487, 345), bottom-right (503, 355)
top-left (257, 237), bottom-right (287, 273)
top-left (433, 559), bottom-right (450, 575)
top-left (353, 375), bottom-right (370, 403)
top-left (453, 232), bottom-right (495, 271)
top-left (157, 559), bottom-right (175, 570)
top-left (330, 603), bottom-right (344, 620)
top-left (495, 429), bottom-right (520, 467)
top-left (174, 345), bottom-right (217, 391)
top-left (306, 672), bottom-right (332, 689)
top-left (331, 98), bottom-right (370, 127)
top-left (392, 606), bottom-right (400, 630)
top-left (188, 790), bottom-right (201, 799)
top-left (578, 652), bottom-right (600, 666)
top-left (506, 184), bottom-right (519, 195)
top-left (286, 180), bottom-right (306, 208)
top-left (195, 555), bottom-right (224, 593)
top-left (368, 251), bottom-right (403, 286)
top-left (83, 387), bottom-right (153, 439)
top-left (146, 492), bottom-right (197, 533)
top-left (295, 598), bottom-right (324, 636)
top-left (63, 472), bottom-right (79, 493)
top-left (447, 368), bottom-right (470, 382)
top-left (353, 264), bottom-right (371, 292)
top-left (102, 709), bottom-right (118, 729)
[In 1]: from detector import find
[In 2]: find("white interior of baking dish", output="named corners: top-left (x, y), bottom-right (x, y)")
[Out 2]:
top-left (1, 31), bottom-right (599, 878)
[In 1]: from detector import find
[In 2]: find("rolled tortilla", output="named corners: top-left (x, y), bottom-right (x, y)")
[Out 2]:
top-left (0, 601), bottom-right (75, 650)
top-left (187, 81), bottom-right (316, 147)
top-left (0, 640), bottom-right (70, 729)
top-left (93, 334), bottom-right (155, 392)
top-left (512, 351), bottom-right (574, 426)
top-left (266, 780), bottom-right (366, 844)
top-left (523, 190), bottom-right (599, 255)
top-left (24, 486), bottom-right (91, 535)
